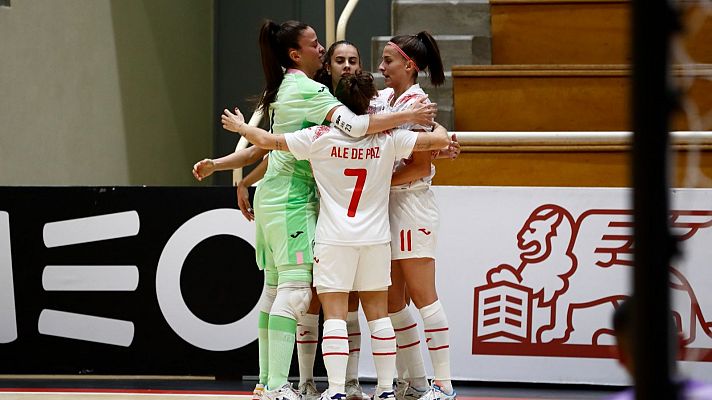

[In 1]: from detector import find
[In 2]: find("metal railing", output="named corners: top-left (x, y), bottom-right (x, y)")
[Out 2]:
top-left (325, 0), bottom-right (359, 46)
top-left (336, 0), bottom-right (360, 43)
top-left (453, 130), bottom-right (712, 151)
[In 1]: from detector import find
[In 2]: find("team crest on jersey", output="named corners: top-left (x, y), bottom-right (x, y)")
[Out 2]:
top-left (311, 125), bottom-right (331, 141)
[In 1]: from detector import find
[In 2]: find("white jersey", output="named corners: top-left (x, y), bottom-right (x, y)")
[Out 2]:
top-left (372, 84), bottom-right (436, 191)
top-left (285, 124), bottom-right (418, 246)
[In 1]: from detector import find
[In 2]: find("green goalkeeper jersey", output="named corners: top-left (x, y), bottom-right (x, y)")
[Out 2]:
top-left (265, 70), bottom-right (342, 180)
top-left (253, 70), bottom-right (341, 273)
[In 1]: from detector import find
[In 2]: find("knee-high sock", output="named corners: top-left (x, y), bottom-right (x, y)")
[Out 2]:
top-left (258, 311), bottom-right (270, 386)
top-left (322, 319), bottom-right (349, 395)
top-left (368, 317), bottom-right (397, 394)
top-left (346, 311), bottom-right (361, 381)
top-left (267, 315), bottom-right (297, 390)
top-left (419, 300), bottom-right (452, 391)
top-left (257, 282), bottom-right (277, 387)
top-left (389, 307), bottom-right (427, 389)
top-left (297, 313), bottom-right (319, 385)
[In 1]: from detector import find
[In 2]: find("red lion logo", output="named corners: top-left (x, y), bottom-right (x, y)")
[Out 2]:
top-left (475, 205), bottom-right (712, 356)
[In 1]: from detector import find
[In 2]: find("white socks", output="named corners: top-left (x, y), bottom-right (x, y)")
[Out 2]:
top-left (299, 312), bottom-right (363, 389)
top-left (322, 319), bottom-right (349, 395)
top-left (368, 317), bottom-right (397, 394)
top-left (420, 300), bottom-right (452, 392)
top-left (389, 307), bottom-right (428, 390)
top-left (346, 311), bottom-right (361, 381)
top-left (297, 313), bottom-right (319, 386)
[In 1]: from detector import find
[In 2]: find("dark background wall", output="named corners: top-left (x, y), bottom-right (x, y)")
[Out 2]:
top-left (0, 1), bottom-right (389, 187)
top-left (213, 0), bottom-right (392, 185)
top-left (0, 0), bottom-right (213, 186)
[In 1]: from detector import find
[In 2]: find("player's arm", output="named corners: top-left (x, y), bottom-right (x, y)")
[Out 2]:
top-left (222, 107), bottom-right (290, 152)
top-left (192, 146), bottom-right (269, 181)
top-left (413, 122), bottom-right (449, 152)
top-left (391, 123), bottom-right (449, 186)
top-left (325, 97), bottom-right (437, 138)
top-left (391, 151), bottom-right (432, 186)
top-left (236, 156), bottom-right (268, 222)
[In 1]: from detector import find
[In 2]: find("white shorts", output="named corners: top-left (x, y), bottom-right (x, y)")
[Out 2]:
top-left (389, 188), bottom-right (440, 260)
top-left (313, 242), bottom-right (391, 294)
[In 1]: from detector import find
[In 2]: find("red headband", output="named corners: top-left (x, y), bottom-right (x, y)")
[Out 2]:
top-left (387, 41), bottom-right (420, 72)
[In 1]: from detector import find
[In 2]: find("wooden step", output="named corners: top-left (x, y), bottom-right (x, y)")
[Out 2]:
top-left (452, 64), bottom-right (712, 131)
top-left (491, 0), bottom-right (712, 65)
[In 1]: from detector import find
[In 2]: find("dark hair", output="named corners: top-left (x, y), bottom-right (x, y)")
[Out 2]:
top-left (315, 40), bottom-right (362, 93)
top-left (612, 297), bottom-right (632, 337)
top-left (333, 72), bottom-right (377, 115)
top-left (612, 297), bottom-right (680, 365)
top-left (389, 31), bottom-right (445, 86)
top-left (257, 20), bottom-right (310, 112)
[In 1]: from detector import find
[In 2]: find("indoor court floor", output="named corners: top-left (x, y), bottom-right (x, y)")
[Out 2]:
top-left (0, 377), bottom-right (621, 400)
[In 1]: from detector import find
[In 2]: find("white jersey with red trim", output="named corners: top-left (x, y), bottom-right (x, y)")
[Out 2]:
top-left (372, 84), bottom-right (436, 191)
top-left (285, 124), bottom-right (418, 246)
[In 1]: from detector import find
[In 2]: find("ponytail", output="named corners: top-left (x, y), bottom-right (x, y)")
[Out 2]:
top-left (257, 20), bottom-right (284, 112)
top-left (415, 31), bottom-right (445, 86)
top-left (256, 20), bottom-right (310, 112)
top-left (389, 31), bottom-right (445, 86)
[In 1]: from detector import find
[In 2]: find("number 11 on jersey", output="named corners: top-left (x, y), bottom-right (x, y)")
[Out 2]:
top-left (344, 168), bottom-right (367, 217)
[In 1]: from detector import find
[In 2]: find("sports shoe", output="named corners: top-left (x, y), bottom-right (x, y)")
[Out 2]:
top-left (253, 383), bottom-right (266, 400)
top-left (394, 380), bottom-right (425, 400)
top-left (373, 390), bottom-right (396, 400)
top-left (345, 379), bottom-right (370, 400)
top-left (319, 390), bottom-right (347, 400)
top-left (265, 382), bottom-right (302, 400)
top-left (299, 380), bottom-right (320, 400)
top-left (417, 384), bottom-right (456, 400)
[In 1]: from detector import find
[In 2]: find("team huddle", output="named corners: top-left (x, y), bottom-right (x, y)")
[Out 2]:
top-left (192, 19), bottom-right (459, 400)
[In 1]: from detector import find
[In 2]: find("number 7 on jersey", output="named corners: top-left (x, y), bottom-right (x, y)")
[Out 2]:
top-left (344, 168), bottom-right (367, 217)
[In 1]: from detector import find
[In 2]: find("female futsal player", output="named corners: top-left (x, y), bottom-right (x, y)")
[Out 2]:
top-left (376, 32), bottom-right (458, 400)
top-left (297, 40), bottom-right (370, 400)
top-left (193, 21), bottom-right (437, 400)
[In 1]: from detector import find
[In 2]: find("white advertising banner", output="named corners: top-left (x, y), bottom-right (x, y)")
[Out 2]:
top-left (357, 186), bottom-right (712, 386)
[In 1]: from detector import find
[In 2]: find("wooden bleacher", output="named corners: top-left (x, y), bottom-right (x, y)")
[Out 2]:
top-left (490, 0), bottom-right (711, 65)
top-left (492, 0), bottom-right (630, 65)
top-left (433, 0), bottom-right (712, 187)
top-left (452, 64), bottom-right (712, 132)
